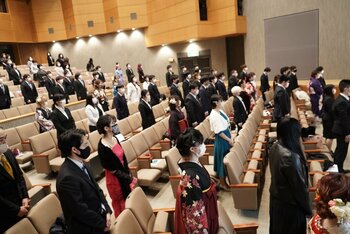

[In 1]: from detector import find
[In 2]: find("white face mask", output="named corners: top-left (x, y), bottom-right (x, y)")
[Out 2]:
top-left (332, 89), bottom-right (337, 95)
top-left (194, 89), bottom-right (199, 96)
top-left (119, 88), bottom-right (125, 94)
top-left (178, 101), bottom-right (181, 106)
top-left (0, 144), bottom-right (8, 154)
top-left (59, 79), bottom-right (64, 84)
top-left (60, 99), bottom-right (66, 106)
top-left (194, 143), bottom-right (206, 157)
top-left (92, 98), bottom-right (98, 104)
top-left (213, 78), bottom-right (218, 83)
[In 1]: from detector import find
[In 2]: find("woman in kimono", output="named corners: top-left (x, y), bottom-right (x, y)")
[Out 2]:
top-left (175, 128), bottom-right (219, 234)
top-left (168, 95), bottom-right (186, 146)
top-left (309, 70), bottom-right (323, 119)
top-left (209, 94), bottom-right (233, 190)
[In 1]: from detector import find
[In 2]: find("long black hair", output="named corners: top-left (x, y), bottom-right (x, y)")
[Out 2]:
top-left (176, 128), bottom-right (203, 157)
top-left (323, 84), bottom-right (335, 99)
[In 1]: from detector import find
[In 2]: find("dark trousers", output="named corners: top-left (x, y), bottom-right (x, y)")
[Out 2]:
top-left (89, 125), bottom-right (97, 132)
top-left (334, 136), bottom-right (349, 172)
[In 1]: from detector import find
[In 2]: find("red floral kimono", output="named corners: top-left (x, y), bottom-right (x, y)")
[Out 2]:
top-left (174, 162), bottom-right (218, 234)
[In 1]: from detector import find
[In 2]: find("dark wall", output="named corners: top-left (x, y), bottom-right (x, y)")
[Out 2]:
top-left (225, 35), bottom-right (245, 75)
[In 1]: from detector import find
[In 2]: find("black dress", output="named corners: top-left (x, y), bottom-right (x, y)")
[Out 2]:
top-left (322, 95), bottom-right (335, 139)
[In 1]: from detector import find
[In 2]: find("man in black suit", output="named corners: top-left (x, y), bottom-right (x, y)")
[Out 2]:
top-left (148, 75), bottom-right (161, 106)
top-left (56, 129), bottom-right (112, 234)
top-left (138, 90), bottom-right (156, 129)
top-left (73, 73), bottom-right (87, 100)
top-left (114, 85), bottom-right (129, 120)
top-left (0, 78), bottom-right (11, 109)
top-left (0, 127), bottom-right (30, 233)
top-left (199, 76), bottom-right (211, 116)
top-left (165, 65), bottom-right (173, 88)
top-left (182, 72), bottom-right (191, 100)
top-left (286, 66), bottom-right (299, 95)
top-left (228, 69), bottom-right (238, 97)
top-left (51, 94), bottom-right (76, 137)
top-left (216, 72), bottom-right (228, 100)
top-left (54, 76), bottom-right (69, 103)
top-left (272, 75), bottom-right (291, 122)
top-left (231, 86), bottom-right (248, 132)
top-left (125, 63), bottom-right (134, 83)
top-left (239, 64), bottom-right (248, 81)
top-left (260, 67), bottom-right (271, 101)
top-left (45, 71), bottom-right (56, 99)
top-left (95, 66), bottom-right (106, 83)
top-left (36, 64), bottom-right (47, 87)
top-left (63, 70), bottom-right (75, 95)
top-left (20, 74), bottom-right (38, 104)
top-left (185, 83), bottom-right (205, 127)
top-left (7, 63), bottom-right (22, 85)
top-left (170, 75), bottom-right (184, 107)
top-left (332, 80), bottom-right (350, 173)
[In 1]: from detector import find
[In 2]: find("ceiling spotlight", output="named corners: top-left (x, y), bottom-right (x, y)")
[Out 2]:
top-left (76, 36), bottom-right (79, 39)
top-left (189, 39), bottom-right (194, 43)
top-left (52, 41), bottom-right (56, 43)
top-left (117, 30), bottom-right (121, 33)
top-left (131, 28), bottom-right (136, 31)
top-left (162, 44), bottom-right (166, 47)
top-left (89, 34), bottom-right (92, 37)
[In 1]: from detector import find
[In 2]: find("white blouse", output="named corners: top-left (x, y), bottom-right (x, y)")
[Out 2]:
top-left (85, 104), bottom-right (104, 126)
top-left (209, 109), bottom-right (230, 134)
top-left (127, 83), bottom-right (141, 103)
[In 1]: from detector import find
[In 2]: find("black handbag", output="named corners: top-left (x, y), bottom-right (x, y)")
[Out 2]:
top-left (49, 216), bottom-right (67, 234)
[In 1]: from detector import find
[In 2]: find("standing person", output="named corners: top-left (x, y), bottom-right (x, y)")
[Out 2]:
top-left (0, 127), bottom-right (30, 233)
top-left (8, 63), bottom-right (22, 85)
top-left (95, 66), bottom-right (106, 83)
top-left (199, 76), bottom-right (212, 116)
top-left (86, 58), bottom-right (95, 72)
top-left (114, 85), bottom-right (129, 120)
top-left (216, 72), bottom-right (228, 100)
top-left (239, 64), bottom-right (248, 81)
top-left (231, 86), bottom-right (248, 132)
top-left (142, 75), bottom-right (150, 90)
top-left (21, 74), bottom-right (38, 104)
top-left (165, 65), bottom-right (173, 88)
top-left (245, 72), bottom-right (257, 101)
top-left (85, 95), bottom-right (104, 132)
top-left (272, 75), bottom-right (291, 122)
top-left (309, 70), bottom-right (323, 119)
top-left (174, 128), bottom-right (219, 234)
top-left (332, 79), bottom-right (350, 173)
top-left (185, 83), bottom-right (205, 127)
top-left (138, 90), bottom-right (156, 130)
top-left (45, 71), bottom-right (56, 99)
top-left (63, 71), bottom-right (75, 95)
top-left (0, 78), bottom-right (11, 109)
top-left (56, 129), bottom-right (112, 234)
top-left (51, 94), bottom-right (76, 138)
top-left (260, 67), bottom-right (271, 102)
top-left (54, 76), bottom-right (69, 103)
top-left (209, 95), bottom-right (232, 189)
top-left (74, 72), bottom-right (87, 101)
top-left (170, 75), bottom-right (184, 106)
top-left (126, 75), bottom-right (141, 103)
top-left (94, 80), bottom-right (109, 111)
top-left (125, 63), bottom-right (134, 83)
top-left (97, 115), bottom-right (136, 218)
top-left (182, 72), bottom-right (191, 100)
top-left (148, 75), bottom-right (161, 106)
top-left (228, 69), bottom-right (238, 97)
top-left (168, 95), bottom-right (186, 145)
top-left (269, 117), bottom-right (311, 234)
top-left (114, 62), bottom-right (124, 86)
top-left (287, 66), bottom-right (299, 94)
top-left (55, 61), bottom-right (64, 77)
top-left (36, 64), bottom-right (47, 87)
top-left (47, 52), bottom-right (55, 66)
top-left (208, 75), bottom-right (218, 97)
top-left (137, 64), bottom-right (145, 83)
top-left (57, 53), bottom-right (65, 65)
top-left (316, 66), bottom-right (326, 89)
top-left (321, 85), bottom-right (336, 152)
top-left (35, 95), bottom-right (55, 133)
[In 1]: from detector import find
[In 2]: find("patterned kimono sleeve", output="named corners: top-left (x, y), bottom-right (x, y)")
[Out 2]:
top-left (180, 171), bottom-right (208, 234)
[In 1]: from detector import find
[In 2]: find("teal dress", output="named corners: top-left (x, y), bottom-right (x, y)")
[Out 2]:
top-left (213, 111), bottom-right (231, 178)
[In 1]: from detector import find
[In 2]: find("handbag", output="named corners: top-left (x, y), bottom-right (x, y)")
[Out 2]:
top-left (178, 119), bottom-right (188, 133)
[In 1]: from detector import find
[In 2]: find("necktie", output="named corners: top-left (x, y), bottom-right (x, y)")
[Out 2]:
top-left (81, 164), bottom-right (91, 181)
top-left (1, 154), bottom-right (14, 179)
top-left (1, 85), bottom-right (4, 93)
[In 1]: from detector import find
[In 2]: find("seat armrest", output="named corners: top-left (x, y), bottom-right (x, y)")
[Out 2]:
top-left (229, 183), bottom-right (258, 188)
top-left (304, 149), bottom-right (322, 154)
top-left (262, 115), bottom-right (272, 120)
top-left (153, 208), bottom-right (175, 214)
top-left (149, 147), bottom-right (162, 159)
top-left (199, 153), bottom-right (209, 165)
top-left (205, 144), bottom-right (214, 156)
top-left (32, 154), bottom-right (49, 158)
top-left (244, 169), bottom-right (261, 174)
top-left (132, 130), bottom-right (141, 134)
top-left (32, 183), bottom-right (52, 194)
top-left (21, 140), bottom-right (30, 144)
top-left (159, 140), bottom-right (171, 150)
top-left (129, 166), bottom-right (138, 178)
top-left (137, 154), bottom-right (152, 169)
top-left (307, 159), bottom-right (325, 163)
top-left (169, 175), bottom-right (181, 180)
top-left (233, 223), bottom-right (259, 234)
top-left (32, 154), bottom-right (51, 174)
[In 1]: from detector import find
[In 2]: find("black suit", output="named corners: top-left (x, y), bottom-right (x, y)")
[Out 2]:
top-left (260, 73), bottom-right (270, 101)
top-left (74, 79), bottom-right (87, 100)
top-left (47, 55), bottom-right (55, 66)
top-left (170, 84), bottom-right (184, 107)
top-left (114, 94), bottom-right (129, 120)
top-left (45, 78), bottom-right (57, 99)
top-left (20, 82), bottom-right (38, 104)
top-left (63, 77), bottom-right (75, 95)
top-left (148, 83), bottom-right (161, 106)
top-left (126, 68), bottom-right (134, 83)
top-left (36, 69), bottom-right (47, 87)
top-left (199, 86), bottom-right (211, 114)
top-left (286, 73), bottom-right (299, 95)
top-left (8, 68), bottom-right (22, 85)
top-left (51, 107), bottom-right (76, 137)
top-left (272, 85), bottom-right (290, 122)
top-left (216, 80), bottom-right (227, 100)
top-left (0, 149), bottom-right (29, 233)
top-left (138, 100), bottom-right (156, 129)
top-left (56, 159), bottom-right (111, 234)
top-left (228, 75), bottom-right (238, 97)
top-left (0, 84), bottom-right (11, 109)
top-left (97, 72), bottom-right (105, 83)
top-left (233, 96), bottom-right (248, 130)
top-left (54, 84), bottom-right (69, 102)
top-left (182, 79), bottom-right (190, 100)
top-left (165, 71), bottom-right (173, 88)
top-left (332, 94), bottom-right (350, 172)
top-left (185, 93), bottom-right (205, 127)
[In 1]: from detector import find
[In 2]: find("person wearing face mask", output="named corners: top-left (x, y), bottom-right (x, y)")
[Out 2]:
top-left (148, 75), bottom-right (162, 106)
top-left (35, 95), bottom-right (55, 133)
top-left (209, 95), bottom-right (233, 190)
top-left (228, 69), bottom-right (239, 97)
top-left (44, 71), bottom-right (56, 99)
top-left (94, 79), bottom-right (109, 111)
top-left (185, 83), bottom-right (205, 127)
top-left (231, 86), bottom-right (248, 132)
top-left (114, 62), bottom-right (124, 86)
top-left (126, 75), bottom-right (141, 103)
top-left (208, 75), bottom-right (218, 97)
top-left (215, 72), bottom-right (228, 100)
top-left (165, 65), bottom-right (173, 88)
top-left (54, 76), bottom-right (69, 103)
top-left (286, 66), bottom-right (299, 95)
top-left (20, 74), bottom-right (38, 104)
top-left (47, 52), bottom-right (55, 66)
top-left (125, 63), bottom-right (134, 83)
top-left (182, 72), bottom-right (191, 100)
top-left (74, 72), bottom-right (87, 100)
top-left (55, 60), bottom-right (64, 77)
top-left (239, 64), bottom-right (248, 81)
top-left (0, 78), bottom-right (11, 110)
top-left (245, 72), bottom-right (257, 101)
top-left (85, 94), bottom-right (105, 132)
top-left (0, 126), bottom-right (30, 234)
top-left (142, 75), bottom-right (150, 90)
top-left (174, 128), bottom-right (219, 234)
top-left (168, 95), bottom-right (186, 145)
top-left (316, 66), bottom-right (326, 89)
top-left (8, 63), bottom-right (22, 85)
top-left (97, 115), bottom-right (136, 218)
top-left (272, 75), bottom-right (291, 122)
top-left (95, 66), bottom-right (106, 83)
top-left (56, 129), bottom-right (112, 234)
top-left (199, 76), bottom-right (212, 116)
top-left (114, 85), bottom-right (129, 120)
top-left (321, 85), bottom-right (337, 152)
top-left (51, 94), bottom-right (76, 138)
top-left (170, 75), bottom-right (184, 107)
top-left (309, 70), bottom-right (323, 119)
top-left (138, 90), bottom-right (156, 129)
top-left (260, 67), bottom-right (271, 101)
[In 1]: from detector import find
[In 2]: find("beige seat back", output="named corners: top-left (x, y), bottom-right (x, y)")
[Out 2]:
top-left (118, 118), bottom-right (132, 136)
top-left (27, 193), bottom-right (62, 234)
top-left (4, 218), bottom-right (38, 234)
top-left (224, 153), bottom-right (243, 185)
top-left (127, 113), bottom-right (142, 132)
top-left (111, 209), bottom-right (144, 234)
top-left (166, 147), bottom-right (181, 176)
top-left (11, 97), bottom-right (25, 107)
top-left (16, 122), bottom-right (39, 142)
top-left (75, 120), bottom-right (87, 132)
top-left (30, 132), bottom-right (58, 161)
top-left (141, 127), bottom-right (159, 148)
top-left (128, 102), bottom-right (139, 115)
top-left (153, 121), bottom-right (167, 140)
top-left (4, 128), bottom-right (24, 151)
top-left (48, 129), bottom-right (58, 146)
top-left (130, 133), bottom-right (149, 156)
top-left (88, 130), bottom-right (101, 152)
top-left (78, 108), bottom-right (87, 119)
top-left (120, 140), bottom-right (137, 165)
top-left (217, 201), bottom-right (235, 234)
top-left (160, 116), bottom-right (169, 129)
top-left (17, 105), bottom-right (33, 115)
top-left (69, 94), bottom-right (78, 102)
top-left (3, 107), bottom-right (20, 118)
top-left (71, 110), bottom-right (81, 121)
top-left (0, 110), bottom-right (5, 120)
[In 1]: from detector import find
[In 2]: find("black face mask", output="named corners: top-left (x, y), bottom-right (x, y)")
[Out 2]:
top-left (112, 124), bottom-right (120, 135)
top-left (79, 146), bottom-right (91, 159)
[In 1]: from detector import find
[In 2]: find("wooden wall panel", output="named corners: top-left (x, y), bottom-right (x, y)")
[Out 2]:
top-left (15, 43), bottom-right (49, 65)
top-left (0, 13), bottom-right (15, 42)
top-left (31, 0), bottom-right (67, 42)
top-left (103, 0), bottom-right (120, 32)
top-left (117, 0), bottom-right (148, 29)
top-left (61, 0), bottom-right (77, 39)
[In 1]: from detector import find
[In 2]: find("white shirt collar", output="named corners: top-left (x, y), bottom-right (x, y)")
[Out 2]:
top-left (67, 157), bottom-right (84, 169)
top-left (277, 83), bottom-right (285, 89)
top-left (340, 93), bottom-right (350, 101)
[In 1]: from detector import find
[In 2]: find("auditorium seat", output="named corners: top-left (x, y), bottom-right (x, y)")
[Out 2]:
top-left (4, 128), bottom-right (33, 165)
top-left (128, 102), bottom-right (139, 115)
top-left (69, 94), bottom-right (78, 102)
top-left (11, 97), bottom-right (24, 107)
top-left (3, 107), bottom-right (20, 118)
top-left (16, 122), bottom-right (39, 147)
top-left (152, 104), bottom-right (165, 122)
top-left (17, 105), bottom-right (33, 115)
top-left (75, 120), bottom-right (87, 132)
top-left (4, 218), bottom-right (38, 234)
top-left (85, 130), bottom-right (104, 179)
top-left (118, 118), bottom-right (133, 138)
top-left (78, 108), bottom-right (87, 119)
top-left (71, 110), bottom-right (81, 121)
top-left (165, 147), bottom-right (182, 198)
top-left (110, 209), bottom-right (144, 234)
top-left (48, 129), bottom-right (58, 146)
top-left (127, 113), bottom-right (142, 134)
top-left (0, 110), bottom-right (5, 119)
top-left (142, 126), bottom-right (171, 159)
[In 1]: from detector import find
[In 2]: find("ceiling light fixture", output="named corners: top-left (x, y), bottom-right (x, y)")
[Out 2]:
top-left (52, 41), bottom-right (56, 43)
top-left (76, 36), bottom-right (80, 39)
top-left (89, 34), bottom-right (92, 37)
top-left (131, 28), bottom-right (136, 31)
top-left (117, 30), bottom-right (121, 33)
top-left (189, 39), bottom-right (194, 43)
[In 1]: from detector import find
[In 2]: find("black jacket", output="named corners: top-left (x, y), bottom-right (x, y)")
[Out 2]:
top-left (260, 73), bottom-right (270, 92)
top-left (233, 96), bottom-right (247, 125)
top-left (56, 159), bottom-right (111, 234)
top-left (54, 84), bottom-right (69, 102)
top-left (20, 81), bottom-right (38, 104)
top-left (0, 149), bottom-right (29, 233)
top-left (185, 93), bottom-right (205, 127)
top-left (199, 86), bottom-right (211, 114)
top-left (269, 142), bottom-right (311, 216)
top-left (8, 68), bottom-right (22, 85)
top-left (126, 68), bottom-right (134, 83)
top-left (97, 72), bottom-right (105, 83)
top-left (45, 78), bottom-right (56, 99)
top-left (36, 69), bottom-right (47, 87)
top-left (138, 100), bottom-right (156, 129)
top-left (47, 55), bottom-right (55, 66)
top-left (63, 77), bottom-right (75, 95)
top-left (332, 95), bottom-right (350, 137)
top-left (272, 85), bottom-right (290, 122)
top-left (182, 79), bottom-right (190, 100)
top-left (170, 84), bottom-right (184, 107)
top-left (287, 73), bottom-right (299, 94)
top-left (216, 80), bottom-right (227, 100)
top-left (114, 94), bottom-right (129, 120)
top-left (227, 75), bottom-right (238, 97)
top-left (169, 109), bottom-right (185, 141)
top-left (51, 107), bottom-right (76, 137)
top-left (0, 84), bottom-right (11, 109)
top-left (148, 83), bottom-right (161, 106)
top-left (165, 71), bottom-right (173, 88)
top-left (74, 79), bottom-right (87, 100)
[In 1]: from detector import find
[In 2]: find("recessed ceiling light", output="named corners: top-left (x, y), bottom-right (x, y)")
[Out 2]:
top-left (76, 36), bottom-right (79, 39)
top-left (89, 34), bottom-right (92, 37)
top-left (162, 44), bottom-right (166, 47)
top-left (52, 41), bottom-right (56, 43)
top-left (117, 30), bottom-right (121, 33)
top-left (131, 28), bottom-right (136, 31)
top-left (189, 39), bottom-right (194, 43)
